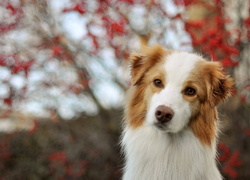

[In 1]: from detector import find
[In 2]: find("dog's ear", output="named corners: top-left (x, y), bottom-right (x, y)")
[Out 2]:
top-left (129, 45), bottom-right (166, 86)
top-left (129, 53), bottom-right (146, 85)
top-left (206, 62), bottom-right (234, 107)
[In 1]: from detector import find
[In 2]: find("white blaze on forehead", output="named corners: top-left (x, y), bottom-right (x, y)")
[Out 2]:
top-left (165, 51), bottom-right (201, 86)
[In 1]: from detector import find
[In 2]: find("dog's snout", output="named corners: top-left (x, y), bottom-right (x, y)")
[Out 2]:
top-left (155, 105), bottom-right (174, 124)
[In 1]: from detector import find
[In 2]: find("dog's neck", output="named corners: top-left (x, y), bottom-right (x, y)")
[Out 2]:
top-left (122, 125), bottom-right (221, 180)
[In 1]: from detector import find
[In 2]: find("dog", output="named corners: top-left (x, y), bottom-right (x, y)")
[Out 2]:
top-left (121, 45), bottom-right (234, 180)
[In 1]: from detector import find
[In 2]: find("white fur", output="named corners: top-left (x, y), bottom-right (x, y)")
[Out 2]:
top-left (122, 52), bottom-right (222, 180)
top-left (122, 126), bottom-right (221, 180)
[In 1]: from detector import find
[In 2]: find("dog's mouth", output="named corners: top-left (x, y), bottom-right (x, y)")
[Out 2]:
top-left (154, 122), bottom-right (167, 130)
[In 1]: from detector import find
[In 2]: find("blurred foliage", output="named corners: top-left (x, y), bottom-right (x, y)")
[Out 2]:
top-left (0, 111), bottom-right (122, 179)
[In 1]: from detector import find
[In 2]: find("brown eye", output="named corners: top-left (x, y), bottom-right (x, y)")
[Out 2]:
top-left (184, 87), bottom-right (196, 96)
top-left (153, 79), bottom-right (163, 88)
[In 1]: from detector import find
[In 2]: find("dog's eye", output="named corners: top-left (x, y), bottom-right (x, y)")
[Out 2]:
top-left (153, 79), bottom-right (163, 88)
top-left (184, 87), bottom-right (196, 96)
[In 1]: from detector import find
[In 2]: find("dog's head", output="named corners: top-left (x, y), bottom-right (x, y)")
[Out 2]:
top-left (126, 45), bottom-right (234, 145)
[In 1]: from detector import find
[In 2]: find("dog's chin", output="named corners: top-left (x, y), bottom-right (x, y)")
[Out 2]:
top-left (154, 122), bottom-right (173, 133)
top-left (154, 122), bottom-right (183, 134)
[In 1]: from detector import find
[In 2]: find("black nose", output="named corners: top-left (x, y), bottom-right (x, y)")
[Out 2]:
top-left (155, 105), bottom-right (174, 124)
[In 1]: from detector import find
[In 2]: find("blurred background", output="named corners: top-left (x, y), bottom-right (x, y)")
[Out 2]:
top-left (0, 0), bottom-right (249, 179)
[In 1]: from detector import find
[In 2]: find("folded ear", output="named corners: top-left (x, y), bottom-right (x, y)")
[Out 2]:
top-left (129, 44), bottom-right (167, 86)
top-left (129, 53), bottom-right (146, 85)
top-left (207, 62), bottom-right (234, 107)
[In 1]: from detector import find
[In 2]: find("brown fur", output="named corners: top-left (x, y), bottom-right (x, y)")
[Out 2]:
top-left (130, 45), bottom-right (169, 85)
top-left (186, 60), bottom-right (234, 146)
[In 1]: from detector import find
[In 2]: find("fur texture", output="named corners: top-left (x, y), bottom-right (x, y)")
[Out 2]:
top-left (121, 45), bottom-right (234, 180)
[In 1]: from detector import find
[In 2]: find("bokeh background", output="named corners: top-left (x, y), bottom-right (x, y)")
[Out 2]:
top-left (0, 0), bottom-right (249, 179)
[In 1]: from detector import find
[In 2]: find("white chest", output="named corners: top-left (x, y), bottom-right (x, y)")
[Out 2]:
top-left (121, 126), bottom-right (222, 180)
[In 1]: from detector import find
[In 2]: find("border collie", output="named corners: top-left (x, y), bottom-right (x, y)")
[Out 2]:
top-left (121, 45), bottom-right (234, 180)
